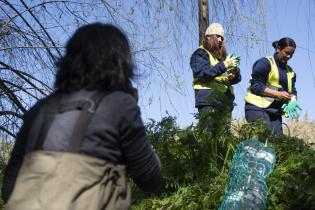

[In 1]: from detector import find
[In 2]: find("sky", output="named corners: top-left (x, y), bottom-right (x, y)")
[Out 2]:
top-left (4, 0), bottom-right (313, 130)
top-left (138, 0), bottom-right (315, 127)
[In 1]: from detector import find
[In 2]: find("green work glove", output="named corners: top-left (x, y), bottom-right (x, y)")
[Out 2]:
top-left (281, 102), bottom-right (289, 113)
top-left (281, 102), bottom-right (288, 111)
top-left (291, 100), bottom-right (302, 119)
top-left (281, 102), bottom-right (289, 118)
top-left (282, 99), bottom-right (302, 119)
top-left (288, 108), bottom-right (299, 119)
top-left (223, 54), bottom-right (240, 69)
top-left (230, 54), bottom-right (241, 62)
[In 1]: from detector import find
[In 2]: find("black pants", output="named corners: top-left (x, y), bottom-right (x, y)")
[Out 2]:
top-left (245, 109), bottom-right (283, 135)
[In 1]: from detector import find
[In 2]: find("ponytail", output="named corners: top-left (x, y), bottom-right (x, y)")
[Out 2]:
top-left (272, 37), bottom-right (296, 50)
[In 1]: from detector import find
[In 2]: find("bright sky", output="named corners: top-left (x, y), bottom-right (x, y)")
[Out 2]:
top-left (139, 0), bottom-right (315, 127)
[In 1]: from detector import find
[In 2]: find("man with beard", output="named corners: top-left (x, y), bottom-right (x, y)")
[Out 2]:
top-left (190, 23), bottom-right (241, 132)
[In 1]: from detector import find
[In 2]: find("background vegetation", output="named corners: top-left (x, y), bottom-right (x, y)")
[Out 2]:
top-left (1, 1), bottom-right (315, 210)
top-left (129, 114), bottom-right (315, 210)
top-left (0, 113), bottom-right (314, 209)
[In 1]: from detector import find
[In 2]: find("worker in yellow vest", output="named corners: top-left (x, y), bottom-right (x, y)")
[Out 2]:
top-left (245, 37), bottom-right (300, 135)
top-left (190, 23), bottom-right (241, 132)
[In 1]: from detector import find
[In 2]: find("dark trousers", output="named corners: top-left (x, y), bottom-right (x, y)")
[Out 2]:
top-left (245, 109), bottom-right (283, 135)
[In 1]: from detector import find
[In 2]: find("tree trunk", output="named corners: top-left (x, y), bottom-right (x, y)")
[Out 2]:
top-left (198, 0), bottom-right (209, 45)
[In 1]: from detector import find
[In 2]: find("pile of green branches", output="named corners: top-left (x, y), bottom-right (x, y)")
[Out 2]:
top-left (131, 115), bottom-right (315, 210)
top-left (0, 110), bottom-right (314, 209)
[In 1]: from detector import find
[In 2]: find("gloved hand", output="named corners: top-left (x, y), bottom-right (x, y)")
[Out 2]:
top-left (231, 54), bottom-right (241, 62)
top-left (281, 102), bottom-right (288, 114)
top-left (223, 54), bottom-right (240, 70)
top-left (281, 99), bottom-right (302, 119)
top-left (288, 108), bottom-right (300, 119)
top-left (289, 100), bottom-right (302, 119)
top-left (282, 101), bottom-right (296, 119)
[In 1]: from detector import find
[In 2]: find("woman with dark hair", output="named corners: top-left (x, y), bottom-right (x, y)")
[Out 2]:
top-left (2, 23), bottom-right (161, 210)
top-left (245, 37), bottom-right (301, 135)
top-left (190, 23), bottom-right (241, 132)
top-left (55, 23), bottom-right (135, 94)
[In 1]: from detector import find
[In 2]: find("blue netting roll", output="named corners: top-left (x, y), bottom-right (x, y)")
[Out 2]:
top-left (219, 139), bottom-right (276, 210)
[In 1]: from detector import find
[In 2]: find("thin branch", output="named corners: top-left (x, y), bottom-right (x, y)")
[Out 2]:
top-left (0, 61), bottom-right (53, 94)
top-left (0, 79), bottom-right (27, 113)
top-left (0, 45), bottom-right (64, 51)
top-left (0, 111), bottom-right (23, 119)
top-left (0, 8), bottom-right (55, 70)
top-left (19, 0), bottom-right (62, 57)
top-left (3, 0), bottom-right (57, 63)
top-left (2, 79), bottom-right (41, 100)
top-left (0, 126), bottom-right (17, 139)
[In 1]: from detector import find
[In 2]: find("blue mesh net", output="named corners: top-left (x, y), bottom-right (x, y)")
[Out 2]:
top-left (219, 139), bottom-right (276, 210)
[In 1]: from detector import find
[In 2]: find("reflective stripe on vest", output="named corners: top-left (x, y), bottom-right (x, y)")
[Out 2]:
top-left (193, 46), bottom-right (234, 95)
top-left (245, 56), bottom-right (295, 108)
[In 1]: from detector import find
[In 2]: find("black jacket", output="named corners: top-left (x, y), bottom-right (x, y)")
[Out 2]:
top-left (2, 90), bottom-right (161, 202)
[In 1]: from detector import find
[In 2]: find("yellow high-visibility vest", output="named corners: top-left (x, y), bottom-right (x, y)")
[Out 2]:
top-left (193, 46), bottom-right (234, 95)
top-left (245, 56), bottom-right (295, 108)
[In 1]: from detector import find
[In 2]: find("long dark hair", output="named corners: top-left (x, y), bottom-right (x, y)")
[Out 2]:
top-left (201, 35), bottom-right (227, 60)
top-left (272, 37), bottom-right (296, 50)
top-left (55, 23), bottom-right (135, 94)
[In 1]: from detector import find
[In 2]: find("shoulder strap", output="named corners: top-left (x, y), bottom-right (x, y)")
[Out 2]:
top-left (33, 93), bottom-right (62, 150)
top-left (67, 91), bottom-right (109, 152)
top-left (33, 91), bottom-right (109, 152)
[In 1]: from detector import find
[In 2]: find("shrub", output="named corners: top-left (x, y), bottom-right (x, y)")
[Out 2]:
top-left (132, 115), bottom-right (315, 210)
top-left (1, 114), bottom-right (314, 209)
top-left (0, 138), bottom-right (13, 209)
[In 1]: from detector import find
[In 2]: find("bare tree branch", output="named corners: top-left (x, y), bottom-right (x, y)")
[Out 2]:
top-left (0, 0), bottom-right (267, 141)
top-left (0, 78), bottom-right (27, 113)
top-left (0, 61), bottom-right (52, 94)
top-left (0, 111), bottom-right (23, 119)
top-left (2, 79), bottom-right (41, 100)
top-left (0, 125), bottom-right (16, 138)
top-left (3, 0), bottom-right (58, 63)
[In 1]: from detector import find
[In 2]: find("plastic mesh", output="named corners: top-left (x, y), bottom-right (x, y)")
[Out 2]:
top-left (219, 139), bottom-right (276, 210)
